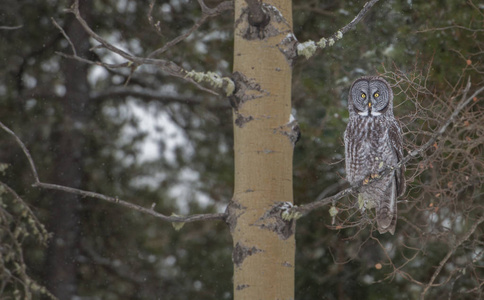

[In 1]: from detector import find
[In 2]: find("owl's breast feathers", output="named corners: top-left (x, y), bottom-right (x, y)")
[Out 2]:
top-left (344, 116), bottom-right (405, 196)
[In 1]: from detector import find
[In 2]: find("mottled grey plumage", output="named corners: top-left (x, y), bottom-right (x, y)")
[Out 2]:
top-left (344, 76), bottom-right (405, 234)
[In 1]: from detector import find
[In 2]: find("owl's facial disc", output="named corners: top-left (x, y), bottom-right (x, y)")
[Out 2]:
top-left (349, 77), bottom-right (393, 118)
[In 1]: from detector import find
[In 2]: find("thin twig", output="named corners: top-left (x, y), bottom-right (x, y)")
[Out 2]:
top-left (0, 25), bottom-right (23, 30)
top-left (338, 0), bottom-right (380, 36)
top-left (416, 25), bottom-right (484, 33)
top-left (147, 15), bottom-right (209, 58)
top-left (148, 0), bottom-right (163, 37)
top-left (51, 18), bottom-right (77, 56)
top-left (0, 122), bottom-right (39, 182)
top-left (147, 0), bottom-right (233, 58)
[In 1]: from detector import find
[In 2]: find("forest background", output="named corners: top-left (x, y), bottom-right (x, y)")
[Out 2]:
top-left (0, 0), bottom-right (483, 299)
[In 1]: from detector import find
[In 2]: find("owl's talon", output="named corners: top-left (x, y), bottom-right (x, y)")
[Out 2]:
top-left (363, 177), bottom-right (370, 185)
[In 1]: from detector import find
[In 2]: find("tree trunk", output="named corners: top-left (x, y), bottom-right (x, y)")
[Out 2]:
top-left (229, 0), bottom-right (296, 299)
top-left (45, 0), bottom-right (91, 298)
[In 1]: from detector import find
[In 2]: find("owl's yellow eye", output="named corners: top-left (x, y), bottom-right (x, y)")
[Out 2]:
top-left (374, 92), bottom-right (379, 98)
top-left (361, 93), bottom-right (366, 99)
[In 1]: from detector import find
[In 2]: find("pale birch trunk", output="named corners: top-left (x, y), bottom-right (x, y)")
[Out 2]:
top-left (228, 0), bottom-right (296, 299)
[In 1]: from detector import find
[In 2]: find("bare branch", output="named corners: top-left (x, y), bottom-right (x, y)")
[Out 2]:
top-left (296, 0), bottom-right (380, 59)
top-left (147, 0), bottom-right (163, 37)
top-left (147, 15), bottom-right (209, 58)
top-left (32, 182), bottom-right (226, 224)
top-left (0, 121), bottom-right (227, 225)
top-left (147, 0), bottom-right (233, 58)
top-left (338, 0), bottom-right (380, 36)
top-left (416, 23), bottom-right (484, 33)
top-left (51, 18), bottom-right (76, 56)
top-left (0, 122), bottom-right (40, 182)
top-left (0, 25), bottom-right (23, 30)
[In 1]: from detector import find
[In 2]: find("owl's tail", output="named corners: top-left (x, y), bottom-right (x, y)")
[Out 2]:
top-left (376, 173), bottom-right (397, 235)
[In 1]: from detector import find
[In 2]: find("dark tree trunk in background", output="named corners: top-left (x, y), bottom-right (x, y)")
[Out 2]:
top-left (45, 1), bottom-right (91, 298)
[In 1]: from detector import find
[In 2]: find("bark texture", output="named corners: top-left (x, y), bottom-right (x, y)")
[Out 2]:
top-left (230, 0), bottom-right (295, 299)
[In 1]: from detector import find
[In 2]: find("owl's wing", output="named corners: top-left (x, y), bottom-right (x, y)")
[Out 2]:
top-left (388, 120), bottom-right (406, 197)
top-left (343, 121), bottom-right (358, 184)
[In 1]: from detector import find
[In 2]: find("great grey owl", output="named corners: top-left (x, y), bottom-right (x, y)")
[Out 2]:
top-left (344, 76), bottom-right (405, 235)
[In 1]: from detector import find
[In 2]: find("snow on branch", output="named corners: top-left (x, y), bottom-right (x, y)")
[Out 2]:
top-left (296, 0), bottom-right (380, 59)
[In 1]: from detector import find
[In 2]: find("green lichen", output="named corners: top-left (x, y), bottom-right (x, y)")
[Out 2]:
top-left (329, 205), bottom-right (339, 217)
top-left (185, 70), bottom-right (235, 96)
top-left (335, 31), bottom-right (343, 40)
top-left (317, 38), bottom-right (327, 48)
top-left (297, 40), bottom-right (317, 59)
top-left (171, 213), bottom-right (185, 231)
top-left (281, 208), bottom-right (302, 221)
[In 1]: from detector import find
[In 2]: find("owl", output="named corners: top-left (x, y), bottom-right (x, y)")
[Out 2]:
top-left (344, 76), bottom-right (406, 235)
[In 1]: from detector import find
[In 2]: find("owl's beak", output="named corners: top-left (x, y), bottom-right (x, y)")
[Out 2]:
top-left (368, 102), bottom-right (372, 108)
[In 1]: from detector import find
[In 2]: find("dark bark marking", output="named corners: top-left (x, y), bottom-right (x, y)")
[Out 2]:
top-left (236, 284), bottom-right (250, 290)
top-left (235, 113), bottom-right (254, 128)
top-left (245, 0), bottom-right (270, 28)
top-left (232, 242), bottom-right (263, 268)
top-left (277, 33), bottom-right (298, 66)
top-left (225, 199), bottom-right (245, 233)
top-left (235, 3), bottom-right (291, 41)
top-left (282, 261), bottom-right (293, 268)
top-left (229, 71), bottom-right (267, 111)
top-left (253, 203), bottom-right (295, 240)
top-left (274, 119), bottom-right (301, 146)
